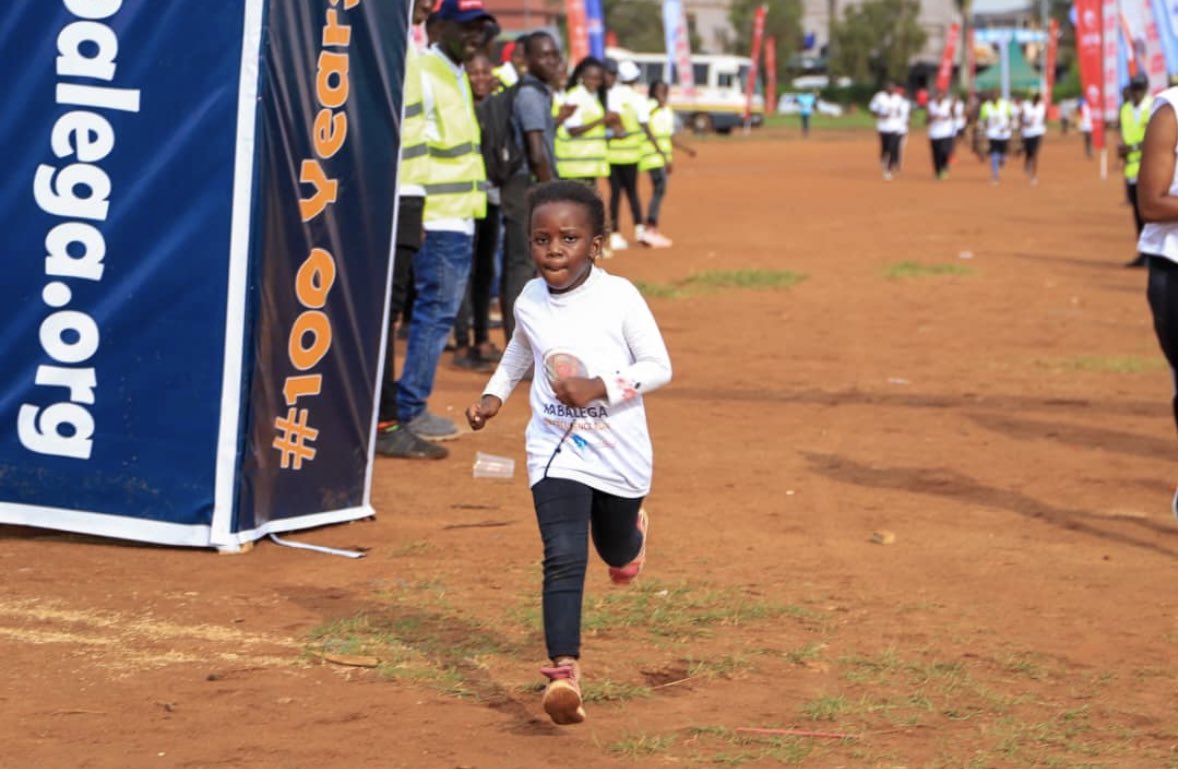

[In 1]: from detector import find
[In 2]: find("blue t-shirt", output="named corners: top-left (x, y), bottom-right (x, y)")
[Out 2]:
top-left (797, 93), bottom-right (816, 116)
top-left (512, 75), bottom-right (556, 178)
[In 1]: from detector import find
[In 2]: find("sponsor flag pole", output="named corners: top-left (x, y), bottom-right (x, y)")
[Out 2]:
top-left (743, 4), bottom-right (767, 133)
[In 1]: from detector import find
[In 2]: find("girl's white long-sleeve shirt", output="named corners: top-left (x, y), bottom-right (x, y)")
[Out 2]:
top-left (482, 268), bottom-right (672, 498)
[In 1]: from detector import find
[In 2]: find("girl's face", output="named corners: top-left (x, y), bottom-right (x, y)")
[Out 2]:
top-left (530, 201), bottom-right (601, 292)
top-left (653, 83), bottom-right (668, 105)
top-left (466, 55), bottom-right (495, 101)
top-left (581, 65), bottom-right (604, 93)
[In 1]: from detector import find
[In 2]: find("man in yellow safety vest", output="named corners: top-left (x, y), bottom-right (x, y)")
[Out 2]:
top-left (1121, 74), bottom-right (1153, 268)
top-left (376, 0), bottom-right (446, 459)
top-left (394, 0), bottom-right (492, 444)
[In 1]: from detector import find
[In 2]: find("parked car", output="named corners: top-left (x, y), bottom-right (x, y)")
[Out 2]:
top-left (776, 93), bottom-right (844, 117)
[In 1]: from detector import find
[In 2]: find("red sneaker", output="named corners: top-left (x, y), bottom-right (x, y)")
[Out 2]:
top-left (608, 507), bottom-right (648, 586)
top-left (540, 658), bottom-right (585, 725)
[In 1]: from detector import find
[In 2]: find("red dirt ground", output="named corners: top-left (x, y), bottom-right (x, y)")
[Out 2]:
top-left (4, 128), bottom-right (1178, 769)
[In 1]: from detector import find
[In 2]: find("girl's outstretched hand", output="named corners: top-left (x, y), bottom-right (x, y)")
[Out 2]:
top-left (466, 395), bottom-right (502, 430)
top-left (552, 377), bottom-right (607, 408)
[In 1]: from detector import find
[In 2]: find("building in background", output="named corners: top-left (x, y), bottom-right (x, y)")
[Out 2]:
top-left (483, 0), bottom-right (560, 37)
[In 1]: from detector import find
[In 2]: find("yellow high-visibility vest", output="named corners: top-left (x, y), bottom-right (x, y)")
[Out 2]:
top-left (639, 102), bottom-right (674, 172)
top-left (419, 51), bottom-right (487, 221)
top-left (555, 85), bottom-right (609, 179)
top-left (1121, 96), bottom-right (1153, 181)
top-left (607, 88), bottom-right (643, 166)
top-left (399, 46), bottom-right (429, 191)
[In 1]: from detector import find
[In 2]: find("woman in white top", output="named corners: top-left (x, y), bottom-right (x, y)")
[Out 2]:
top-left (467, 181), bottom-right (672, 725)
top-left (927, 92), bottom-right (956, 180)
top-left (1078, 98), bottom-right (1094, 158)
top-left (1020, 92), bottom-right (1047, 185)
top-left (1136, 86), bottom-right (1178, 516)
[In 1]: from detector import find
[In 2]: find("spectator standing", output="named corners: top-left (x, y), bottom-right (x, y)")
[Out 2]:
top-left (606, 60), bottom-right (653, 248)
top-left (1121, 75), bottom-right (1153, 268)
top-left (797, 90), bottom-right (816, 137)
top-left (375, 0), bottom-right (446, 459)
top-left (393, 0), bottom-right (493, 443)
top-left (500, 32), bottom-right (564, 342)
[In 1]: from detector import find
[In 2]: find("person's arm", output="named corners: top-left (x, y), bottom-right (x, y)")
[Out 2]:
top-left (601, 285), bottom-right (672, 405)
top-left (1137, 103), bottom-right (1178, 223)
top-left (467, 322), bottom-right (534, 429)
top-left (525, 129), bottom-right (554, 181)
top-left (516, 85), bottom-right (556, 182)
top-left (671, 136), bottom-right (696, 156)
top-left (567, 117), bottom-right (607, 137)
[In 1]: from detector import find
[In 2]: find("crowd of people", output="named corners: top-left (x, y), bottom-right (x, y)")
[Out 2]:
top-left (378, 0), bottom-right (692, 461)
top-left (868, 81), bottom-right (1050, 185)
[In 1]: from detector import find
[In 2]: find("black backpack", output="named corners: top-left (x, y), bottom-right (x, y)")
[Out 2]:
top-left (475, 80), bottom-right (544, 186)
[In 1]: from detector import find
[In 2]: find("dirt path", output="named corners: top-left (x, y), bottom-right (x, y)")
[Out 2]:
top-left (4, 129), bottom-right (1177, 769)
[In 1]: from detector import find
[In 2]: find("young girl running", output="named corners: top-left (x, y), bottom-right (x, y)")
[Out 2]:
top-left (465, 181), bottom-right (672, 725)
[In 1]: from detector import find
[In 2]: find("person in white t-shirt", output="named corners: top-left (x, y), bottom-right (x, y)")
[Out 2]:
top-left (466, 181), bottom-right (672, 726)
top-left (1020, 91), bottom-right (1047, 184)
top-left (927, 91), bottom-right (956, 180)
top-left (1077, 97), bottom-right (1094, 158)
top-left (869, 82), bottom-right (905, 180)
top-left (1134, 86), bottom-right (1178, 516)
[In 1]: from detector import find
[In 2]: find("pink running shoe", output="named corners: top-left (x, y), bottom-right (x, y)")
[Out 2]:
top-left (540, 658), bottom-right (585, 725)
top-left (608, 507), bottom-right (648, 586)
top-left (644, 230), bottom-right (673, 248)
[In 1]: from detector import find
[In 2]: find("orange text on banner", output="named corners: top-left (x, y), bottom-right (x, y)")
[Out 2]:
top-left (275, 0), bottom-right (358, 472)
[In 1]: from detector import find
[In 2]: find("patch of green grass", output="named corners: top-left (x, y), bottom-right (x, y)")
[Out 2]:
top-left (636, 269), bottom-right (807, 299)
top-left (686, 653), bottom-right (755, 680)
top-left (633, 280), bottom-right (684, 298)
top-left (882, 260), bottom-right (975, 279)
top-left (1041, 355), bottom-right (1167, 374)
top-left (504, 580), bottom-right (808, 643)
top-left (1000, 651), bottom-right (1051, 681)
top-left (607, 732), bottom-right (676, 757)
top-left (801, 694), bottom-right (852, 721)
top-left (582, 678), bottom-right (653, 703)
top-left (782, 641), bottom-right (826, 666)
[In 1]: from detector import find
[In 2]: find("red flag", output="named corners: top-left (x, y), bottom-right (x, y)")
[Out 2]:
top-left (764, 36), bottom-right (777, 115)
top-left (1044, 18), bottom-right (1059, 117)
top-left (1076, 0), bottom-right (1106, 150)
top-left (565, 0), bottom-right (589, 65)
top-left (744, 4), bottom-right (767, 123)
top-left (935, 23), bottom-right (960, 93)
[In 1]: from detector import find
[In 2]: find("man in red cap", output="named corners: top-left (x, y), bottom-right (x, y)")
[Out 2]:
top-left (392, 0), bottom-right (496, 444)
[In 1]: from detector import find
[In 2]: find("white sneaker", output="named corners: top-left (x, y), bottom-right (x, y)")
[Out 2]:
top-left (635, 224), bottom-right (647, 244)
top-left (644, 229), bottom-right (673, 248)
top-left (1171, 486), bottom-right (1178, 521)
top-left (609, 232), bottom-right (629, 251)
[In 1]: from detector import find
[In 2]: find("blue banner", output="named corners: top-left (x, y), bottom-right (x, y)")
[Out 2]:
top-left (663, 0), bottom-right (681, 81)
top-left (1150, 0), bottom-right (1178, 75)
top-left (585, 0), bottom-right (605, 60)
top-left (234, 0), bottom-right (405, 537)
top-left (0, 1), bottom-right (407, 548)
top-left (0, 2), bottom-right (256, 544)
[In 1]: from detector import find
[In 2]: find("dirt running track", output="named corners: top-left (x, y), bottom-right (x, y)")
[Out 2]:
top-left (5, 128), bottom-right (1178, 769)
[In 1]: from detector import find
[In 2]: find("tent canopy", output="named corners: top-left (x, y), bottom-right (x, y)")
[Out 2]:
top-left (974, 41), bottom-right (1042, 92)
